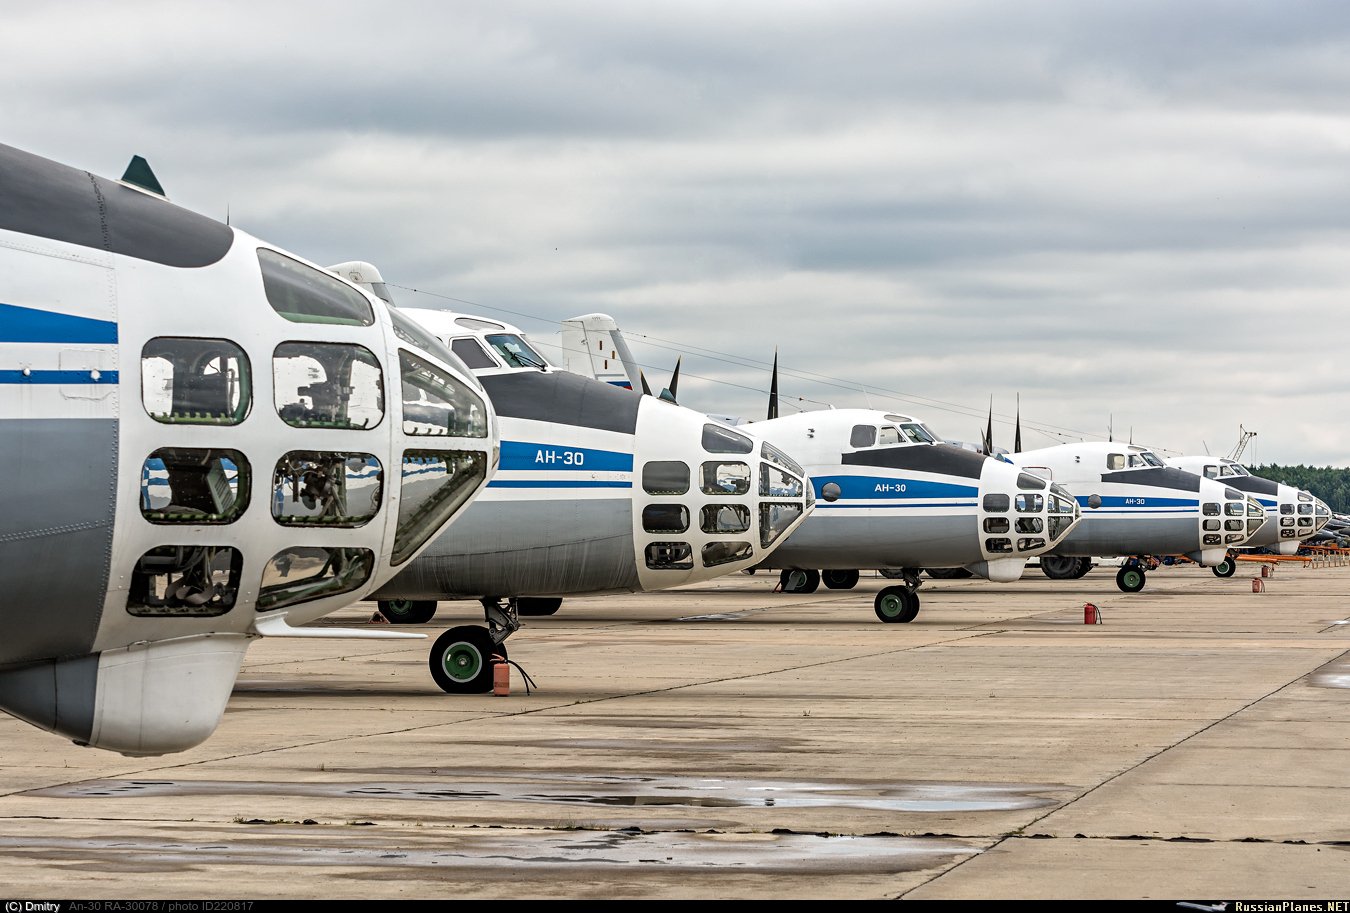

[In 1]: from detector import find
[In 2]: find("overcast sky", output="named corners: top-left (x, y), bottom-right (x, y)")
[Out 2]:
top-left (7, 0), bottom-right (1349, 466)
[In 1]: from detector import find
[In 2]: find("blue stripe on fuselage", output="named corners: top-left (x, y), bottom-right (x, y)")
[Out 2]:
top-left (0, 370), bottom-right (119, 384)
top-left (498, 440), bottom-right (633, 473)
top-left (0, 303), bottom-right (118, 344)
top-left (812, 475), bottom-right (978, 501)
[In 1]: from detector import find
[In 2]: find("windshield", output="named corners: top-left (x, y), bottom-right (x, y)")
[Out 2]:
top-left (484, 333), bottom-right (546, 369)
top-left (901, 423), bottom-right (936, 444)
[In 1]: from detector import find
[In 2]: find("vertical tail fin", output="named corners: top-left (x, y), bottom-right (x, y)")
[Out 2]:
top-left (558, 313), bottom-right (643, 392)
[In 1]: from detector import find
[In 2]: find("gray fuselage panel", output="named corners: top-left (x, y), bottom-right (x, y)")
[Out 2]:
top-left (373, 497), bottom-right (639, 599)
top-left (0, 419), bottom-right (117, 666)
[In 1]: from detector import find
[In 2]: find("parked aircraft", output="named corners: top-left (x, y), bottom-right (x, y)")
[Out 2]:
top-left (1006, 442), bottom-right (1265, 591)
top-left (0, 144), bottom-right (498, 755)
top-left (1162, 455), bottom-right (1332, 561)
top-left (316, 295), bottom-right (815, 692)
top-left (546, 314), bottom-right (1084, 624)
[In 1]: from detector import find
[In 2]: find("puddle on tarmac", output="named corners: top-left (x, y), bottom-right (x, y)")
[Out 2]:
top-left (667, 611), bottom-right (756, 622)
top-left (0, 831), bottom-right (977, 873)
top-left (1308, 657), bottom-right (1350, 690)
top-left (29, 774), bottom-right (1061, 813)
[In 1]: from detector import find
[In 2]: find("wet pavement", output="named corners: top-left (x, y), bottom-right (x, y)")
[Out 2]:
top-left (0, 564), bottom-right (1347, 899)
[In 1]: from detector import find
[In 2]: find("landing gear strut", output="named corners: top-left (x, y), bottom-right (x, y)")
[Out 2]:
top-left (427, 597), bottom-right (521, 694)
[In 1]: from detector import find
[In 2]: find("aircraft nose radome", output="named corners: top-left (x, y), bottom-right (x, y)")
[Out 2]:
top-left (630, 399), bottom-right (811, 591)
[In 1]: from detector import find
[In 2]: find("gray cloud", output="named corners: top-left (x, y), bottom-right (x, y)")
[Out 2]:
top-left (4, 0), bottom-right (1349, 465)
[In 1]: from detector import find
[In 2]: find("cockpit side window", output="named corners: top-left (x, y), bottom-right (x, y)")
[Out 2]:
top-left (258, 249), bottom-right (374, 327)
top-left (484, 333), bottom-right (545, 368)
top-left (1219, 465), bottom-right (1235, 477)
top-left (901, 423), bottom-right (936, 444)
top-left (1107, 453), bottom-right (1126, 470)
top-left (878, 426), bottom-right (902, 445)
top-left (1141, 452), bottom-right (1164, 467)
top-left (450, 337), bottom-right (498, 370)
top-left (1128, 454), bottom-right (1148, 468)
top-left (850, 425), bottom-right (877, 448)
top-left (1204, 465), bottom-right (1219, 479)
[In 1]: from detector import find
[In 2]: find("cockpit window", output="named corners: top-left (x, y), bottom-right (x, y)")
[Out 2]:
top-left (1203, 465), bottom-right (1219, 479)
top-left (1229, 464), bottom-right (1249, 477)
top-left (850, 425), bottom-right (877, 448)
top-left (387, 309), bottom-right (464, 371)
top-left (455, 316), bottom-right (506, 332)
top-left (142, 337), bottom-right (251, 425)
top-left (878, 426), bottom-right (902, 445)
top-left (762, 441), bottom-right (804, 477)
top-left (1218, 464), bottom-right (1235, 477)
top-left (900, 423), bottom-right (937, 444)
top-left (392, 450), bottom-right (488, 565)
top-left (450, 337), bottom-right (498, 370)
top-left (703, 423), bottom-right (755, 454)
top-left (399, 349), bottom-right (490, 438)
top-left (1140, 452), bottom-right (1164, 467)
top-left (274, 342), bottom-right (384, 430)
top-left (258, 248), bottom-right (374, 327)
top-left (271, 451), bottom-right (383, 527)
top-left (257, 546), bottom-right (375, 611)
top-left (484, 333), bottom-right (545, 368)
top-left (1107, 453), bottom-right (1126, 470)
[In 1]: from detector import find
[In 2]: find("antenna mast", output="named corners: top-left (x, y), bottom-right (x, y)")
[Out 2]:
top-left (1228, 425), bottom-right (1256, 462)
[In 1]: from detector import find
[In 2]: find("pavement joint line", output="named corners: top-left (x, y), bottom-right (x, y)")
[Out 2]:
top-left (898, 641), bottom-right (1350, 898)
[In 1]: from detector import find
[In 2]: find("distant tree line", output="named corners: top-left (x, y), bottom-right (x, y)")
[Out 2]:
top-left (1248, 465), bottom-right (1350, 514)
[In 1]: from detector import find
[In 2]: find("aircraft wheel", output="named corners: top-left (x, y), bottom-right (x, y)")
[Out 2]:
top-left (874, 586), bottom-right (920, 623)
top-left (1116, 566), bottom-right (1146, 593)
top-left (378, 599), bottom-right (437, 625)
top-left (1211, 557), bottom-right (1237, 578)
top-left (517, 597), bottom-right (563, 616)
top-left (1038, 555), bottom-right (1081, 580)
top-left (822, 569), bottom-right (860, 590)
top-left (1071, 557), bottom-right (1093, 579)
top-left (429, 625), bottom-right (503, 694)
top-left (780, 568), bottom-right (821, 594)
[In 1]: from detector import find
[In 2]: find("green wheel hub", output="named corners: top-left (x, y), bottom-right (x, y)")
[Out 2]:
top-left (1123, 569), bottom-right (1143, 589)
top-left (441, 641), bottom-right (485, 683)
top-left (878, 592), bottom-right (905, 618)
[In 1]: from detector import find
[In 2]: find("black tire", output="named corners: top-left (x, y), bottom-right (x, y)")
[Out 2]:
top-left (779, 568), bottom-right (821, 594)
top-left (517, 597), bottom-right (563, 616)
top-left (428, 625), bottom-right (503, 694)
top-left (1039, 555), bottom-right (1081, 581)
top-left (874, 586), bottom-right (920, 623)
top-left (1071, 557), bottom-right (1093, 579)
top-left (378, 599), bottom-right (437, 625)
top-left (923, 567), bottom-right (974, 579)
top-left (1212, 557), bottom-right (1237, 578)
top-left (880, 568), bottom-right (908, 579)
top-left (822, 569), bottom-right (860, 590)
top-left (1116, 566), bottom-right (1146, 593)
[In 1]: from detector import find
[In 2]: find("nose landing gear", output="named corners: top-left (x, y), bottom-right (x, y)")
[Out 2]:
top-left (428, 597), bottom-right (521, 694)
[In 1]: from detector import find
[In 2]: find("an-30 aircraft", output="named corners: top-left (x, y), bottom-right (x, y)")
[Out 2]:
top-left (548, 314), bottom-right (1083, 623)
top-left (1006, 442), bottom-right (1266, 591)
top-left (1162, 455), bottom-right (1331, 561)
top-left (315, 297), bottom-right (815, 692)
top-left (0, 144), bottom-right (497, 755)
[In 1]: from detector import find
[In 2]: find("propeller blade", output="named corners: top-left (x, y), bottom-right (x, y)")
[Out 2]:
top-left (659, 356), bottom-right (681, 403)
top-left (1014, 393), bottom-right (1022, 453)
top-left (767, 350), bottom-right (779, 420)
top-left (982, 396), bottom-right (993, 455)
top-left (639, 370), bottom-right (653, 397)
